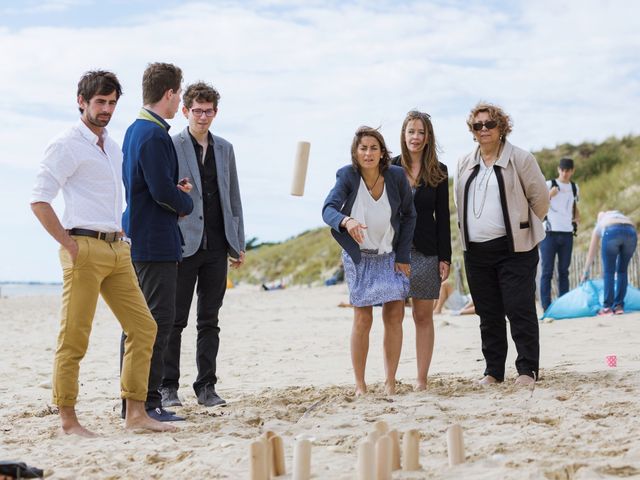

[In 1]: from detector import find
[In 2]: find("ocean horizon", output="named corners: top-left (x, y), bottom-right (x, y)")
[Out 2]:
top-left (0, 282), bottom-right (62, 298)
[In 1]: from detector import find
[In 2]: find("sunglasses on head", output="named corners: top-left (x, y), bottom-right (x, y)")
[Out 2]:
top-left (472, 120), bottom-right (498, 131)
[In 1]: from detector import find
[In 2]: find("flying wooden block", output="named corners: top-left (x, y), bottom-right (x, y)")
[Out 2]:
top-left (290, 141), bottom-right (311, 196)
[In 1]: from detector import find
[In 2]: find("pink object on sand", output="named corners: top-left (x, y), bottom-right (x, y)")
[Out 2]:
top-left (605, 355), bottom-right (617, 367)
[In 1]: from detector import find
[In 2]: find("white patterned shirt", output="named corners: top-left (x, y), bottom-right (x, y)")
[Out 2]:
top-left (31, 120), bottom-right (123, 232)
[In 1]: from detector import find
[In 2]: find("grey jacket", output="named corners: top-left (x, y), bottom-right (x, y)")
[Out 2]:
top-left (455, 140), bottom-right (548, 252)
top-left (172, 127), bottom-right (245, 258)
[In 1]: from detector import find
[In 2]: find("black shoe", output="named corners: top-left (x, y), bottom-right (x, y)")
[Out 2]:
top-left (160, 387), bottom-right (183, 407)
top-left (197, 385), bottom-right (227, 407)
top-left (146, 407), bottom-right (185, 422)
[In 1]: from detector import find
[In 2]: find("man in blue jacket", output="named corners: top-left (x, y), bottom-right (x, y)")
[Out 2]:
top-left (122, 62), bottom-right (193, 422)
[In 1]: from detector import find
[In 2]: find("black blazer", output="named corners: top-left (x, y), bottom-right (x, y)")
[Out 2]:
top-left (322, 164), bottom-right (416, 264)
top-left (392, 157), bottom-right (451, 263)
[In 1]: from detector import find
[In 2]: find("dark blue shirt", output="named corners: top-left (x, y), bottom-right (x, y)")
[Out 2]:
top-left (122, 109), bottom-right (194, 261)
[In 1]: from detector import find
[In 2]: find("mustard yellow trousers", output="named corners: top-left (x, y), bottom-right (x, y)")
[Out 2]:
top-left (53, 236), bottom-right (157, 407)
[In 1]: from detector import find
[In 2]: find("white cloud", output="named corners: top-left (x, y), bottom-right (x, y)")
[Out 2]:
top-left (1, 0), bottom-right (639, 281)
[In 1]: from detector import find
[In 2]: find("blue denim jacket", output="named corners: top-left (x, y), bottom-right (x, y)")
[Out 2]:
top-left (322, 164), bottom-right (416, 264)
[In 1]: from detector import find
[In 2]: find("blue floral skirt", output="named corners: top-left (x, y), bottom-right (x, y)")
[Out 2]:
top-left (342, 250), bottom-right (410, 307)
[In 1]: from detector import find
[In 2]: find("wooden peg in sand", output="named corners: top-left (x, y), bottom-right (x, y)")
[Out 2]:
top-left (367, 429), bottom-right (381, 445)
top-left (402, 429), bottom-right (420, 471)
top-left (292, 438), bottom-right (311, 480)
top-left (374, 420), bottom-right (389, 436)
top-left (290, 141), bottom-right (311, 196)
top-left (375, 435), bottom-right (392, 480)
top-left (356, 440), bottom-right (374, 480)
top-left (446, 424), bottom-right (465, 466)
top-left (261, 431), bottom-right (275, 478)
top-left (388, 429), bottom-right (401, 471)
top-left (250, 440), bottom-right (268, 480)
top-left (270, 435), bottom-right (286, 476)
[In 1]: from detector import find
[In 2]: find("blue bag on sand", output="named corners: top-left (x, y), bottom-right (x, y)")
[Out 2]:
top-left (541, 279), bottom-right (640, 320)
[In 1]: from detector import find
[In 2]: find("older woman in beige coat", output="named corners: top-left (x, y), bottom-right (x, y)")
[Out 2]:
top-left (455, 102), bottom-right (548, 387)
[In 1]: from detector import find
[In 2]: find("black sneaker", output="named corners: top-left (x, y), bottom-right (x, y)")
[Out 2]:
top-left (196, 385), bottom-right (227, 407)
top-left (160, 387), bottom-right (183, 407)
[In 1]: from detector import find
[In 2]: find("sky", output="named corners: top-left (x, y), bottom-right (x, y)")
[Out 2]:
top-left (1, 0), bottom-right (639, 282)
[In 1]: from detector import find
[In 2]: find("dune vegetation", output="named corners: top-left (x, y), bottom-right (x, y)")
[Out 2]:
top-left (230, 135), bottom-right (640, 286)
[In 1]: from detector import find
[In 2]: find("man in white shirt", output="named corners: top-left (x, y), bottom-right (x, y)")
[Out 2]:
top-left (31, 70), bottom-right (176, 436)
top-left (539, 157), bottom-right (580, 311)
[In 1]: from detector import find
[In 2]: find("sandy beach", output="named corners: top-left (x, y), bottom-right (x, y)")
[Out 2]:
top-left (1, 284), bottom-right (640, 479)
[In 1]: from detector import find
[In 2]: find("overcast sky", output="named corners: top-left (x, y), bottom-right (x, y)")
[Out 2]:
top-left (2, 0), bottom-right (639, 282)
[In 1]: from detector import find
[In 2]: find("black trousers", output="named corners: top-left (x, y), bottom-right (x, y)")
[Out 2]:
top-left (120, 261), bottom-right (178, 411)
top-left (464, 237), bottom-right (539, 381)
top-left (162, 248), bottom-right (228, 395)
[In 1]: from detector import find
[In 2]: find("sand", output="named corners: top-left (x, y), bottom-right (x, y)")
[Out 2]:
top-left (1, 284), bottom-right (640, 479)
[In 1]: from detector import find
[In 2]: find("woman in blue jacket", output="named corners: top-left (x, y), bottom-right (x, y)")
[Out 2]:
top-left (323, 126), bottom-right (416, 396)
top-left (393, 110), bottom-right (451, 391)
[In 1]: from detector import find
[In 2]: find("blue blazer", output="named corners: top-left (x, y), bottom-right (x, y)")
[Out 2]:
top-left (322, 164), bottom-right (416, 264)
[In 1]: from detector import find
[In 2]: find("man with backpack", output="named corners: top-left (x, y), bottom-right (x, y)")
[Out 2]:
top-left (540, 157), bottom-right (580, 311)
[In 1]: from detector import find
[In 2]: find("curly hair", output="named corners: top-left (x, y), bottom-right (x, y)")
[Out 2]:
top-left (350, 126), bottom-right (391, 173)
top-left (182, 81), bottom-right (221, 109)
top-left (466, 101), bottom-right (513, 140)
top-left (399, 110), bottom-right (447, 187)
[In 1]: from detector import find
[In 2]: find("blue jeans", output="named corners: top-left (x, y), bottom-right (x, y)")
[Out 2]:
top-left (601, 224), bottom-right (637, 309)
top-left (539, 232), bottom-right (574, 310)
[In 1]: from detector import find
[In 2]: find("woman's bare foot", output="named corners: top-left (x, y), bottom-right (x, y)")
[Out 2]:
top-left (514, 374), bottom-right (535, 386)
top-left (415, 380), bottom-right (427, 391)
top-left (125, 415), bottom-right (178, 432)
top-left (384, 380), bottom-right (396, 395)
top-left (478, 375), bottom-right (498, 386)
top-left (355, 382), bottom-right (368, 396)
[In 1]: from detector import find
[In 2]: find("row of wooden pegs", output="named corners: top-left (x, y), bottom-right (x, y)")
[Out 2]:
top-left (249, 421), bottom-right (465, 479)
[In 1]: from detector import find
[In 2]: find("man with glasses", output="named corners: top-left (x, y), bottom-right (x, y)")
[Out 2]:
top-left (121, 62), bottom-right (194, 422)
top-left (540, 157), bottom-right (580, 311)
top-left (31, 70), bottom-right (175, 435)
top-left (160, 82), bottom-right (245, 408)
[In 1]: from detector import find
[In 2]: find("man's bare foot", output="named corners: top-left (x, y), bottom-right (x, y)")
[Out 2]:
top-left (125, 415), bottom-right (178, 432)
top-left (415, 380), bottom-right (427, 392)
top-left (514, 374), bottom-right (535, 386)
top-left (59, 406), bottom-right (98, 437)
top-left (384, 380), bottom-right (396, 395)
top-left (478, 375), bottom-right (498, 386)
top-left (59, 424), bottom-right (98, 438)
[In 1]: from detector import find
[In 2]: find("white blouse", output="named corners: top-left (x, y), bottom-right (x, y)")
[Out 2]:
top-left (351, 178), bottom-right (395, 253)
top-left (467, 155), bottom-right (506, 243)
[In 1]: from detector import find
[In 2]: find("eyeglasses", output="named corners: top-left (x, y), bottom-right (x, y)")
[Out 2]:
top-left (191, 108), bottom-right (216, 117)
top-left (472, 120), bottom-right (498, 131)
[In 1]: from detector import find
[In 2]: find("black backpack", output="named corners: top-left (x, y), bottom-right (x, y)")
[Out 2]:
top-left (544, 179), bottom-right (578, 236)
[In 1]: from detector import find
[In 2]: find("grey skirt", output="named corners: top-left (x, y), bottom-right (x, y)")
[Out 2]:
top-left (342, 250), bottom-right (410, 307)
top-left (409, 249), bottom-right (441, 300)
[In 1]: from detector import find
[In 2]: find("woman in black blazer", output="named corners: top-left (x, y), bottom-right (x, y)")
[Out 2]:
top-left (393, 110), bottom-right (451, 391)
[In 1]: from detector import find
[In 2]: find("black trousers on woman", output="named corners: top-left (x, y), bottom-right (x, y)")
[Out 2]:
top-left (464, 236), bottom-right (539, 381)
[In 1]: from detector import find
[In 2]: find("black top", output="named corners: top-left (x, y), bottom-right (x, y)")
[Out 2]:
top-left (391, 156), bottom-right (451, 262)
top-left (189, 132), bottom-right (227, 251)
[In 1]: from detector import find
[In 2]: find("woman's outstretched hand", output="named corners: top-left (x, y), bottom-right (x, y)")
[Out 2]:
top-left (345, 218), bottom-right (367, 244)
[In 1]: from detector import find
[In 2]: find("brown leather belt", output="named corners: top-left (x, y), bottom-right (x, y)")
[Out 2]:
top-left (68, 228), bottom-right (120, 242)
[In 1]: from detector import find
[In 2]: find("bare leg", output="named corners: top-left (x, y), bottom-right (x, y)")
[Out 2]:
top-left (412, 298), bottom-right (435, 391)
top-left (59, 406), bottom-right (98, 438)
top-left (433, 281), bottom-right (453, 315)
top-left (351, 306), bottom-right (373, 395)
top-left (382, 300), bottom-right (404, 395)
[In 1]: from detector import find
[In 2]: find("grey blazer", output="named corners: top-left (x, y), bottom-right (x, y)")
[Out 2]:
top-left (172, 127), bottom-right (245, 258)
